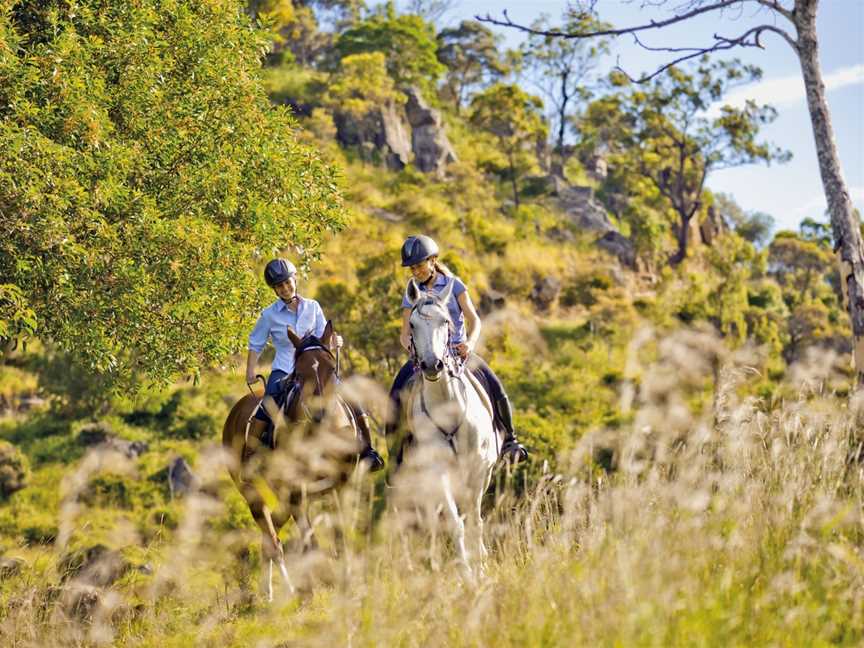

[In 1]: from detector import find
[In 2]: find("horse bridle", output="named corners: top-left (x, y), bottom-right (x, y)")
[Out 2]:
top-left (409, 298), bottom-right (467, 451)
top-left (409, 298), bottom-right (463, 379)
top-left (289, 343), bottom-right (336, 424)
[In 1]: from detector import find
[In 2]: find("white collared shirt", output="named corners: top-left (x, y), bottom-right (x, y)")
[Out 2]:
top-left (248, 295), bottom-right (326, 374)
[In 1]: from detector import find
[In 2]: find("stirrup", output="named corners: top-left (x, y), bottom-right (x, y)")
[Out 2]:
top-left (500, 438), bottom-right (528, 463)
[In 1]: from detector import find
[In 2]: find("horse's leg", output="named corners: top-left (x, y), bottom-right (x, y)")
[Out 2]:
top-left (290, 505), bottom-right (317, 554)
top-left (441, 472), bottom-right (470, 573)
top-left (469, 489), bottom-right (488, 573)
top-left (258, 505), bottom-right (294, 596)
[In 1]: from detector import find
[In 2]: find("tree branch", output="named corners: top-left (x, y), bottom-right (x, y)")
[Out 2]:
top-left (480, 3), bottom-right (798, 83)
top-left (752, 0), bottom-right (795, 23)
top-left (477, 1), bottom-right (744, 39)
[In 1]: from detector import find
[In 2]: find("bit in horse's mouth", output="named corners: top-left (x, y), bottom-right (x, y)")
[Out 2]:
top-left (422, 369), bottom-right (443, 382)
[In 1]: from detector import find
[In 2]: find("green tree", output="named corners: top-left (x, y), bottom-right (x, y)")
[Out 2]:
top-left (333, 4), bottom-right (444, 90)
top-left (799, 216), bottom-right (832, 248)
top-left (436, 20), bottom-right (508, 113)
top-left (323, 51), bottom-right (405, 119)
top-left (0, 0), bottom-right (344, 385)
top-left (714, 193), bottom-right (775, 247)
top-left (521, 12), bottom-right (609, 158)
top-left (768, 231), bottom-right (833, 300)
top-left (579, 60), bottom-right (788, 265)
top-left (469, 83), bottom-right (548, 208)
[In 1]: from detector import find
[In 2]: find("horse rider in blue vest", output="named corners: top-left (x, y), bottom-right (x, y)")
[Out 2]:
top-left (246, 258), bottom-right (385, 472)
top-left (386, 236), bottom-right (529, 464)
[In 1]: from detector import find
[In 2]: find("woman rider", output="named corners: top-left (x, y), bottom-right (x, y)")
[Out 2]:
top-left (387, 236), bottom-right (529, 463)
top-left (246, 258), bottom-right (384, 472)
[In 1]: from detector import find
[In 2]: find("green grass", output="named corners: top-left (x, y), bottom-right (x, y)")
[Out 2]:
top-left (0, 330), bottom-right (862, 645)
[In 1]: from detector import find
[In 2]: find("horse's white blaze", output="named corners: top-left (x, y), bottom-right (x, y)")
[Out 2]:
top-left (400, 281), bottom-right (498, 572)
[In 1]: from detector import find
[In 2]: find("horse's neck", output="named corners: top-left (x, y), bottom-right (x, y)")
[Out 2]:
top-left (419, 371), bottom-right (463, 407)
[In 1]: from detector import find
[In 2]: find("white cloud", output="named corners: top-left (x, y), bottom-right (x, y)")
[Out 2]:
top-left (709, 63), bottom-right (864, 115)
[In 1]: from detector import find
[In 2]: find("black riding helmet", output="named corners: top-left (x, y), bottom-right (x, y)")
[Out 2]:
top-left (264, 258), bottom-right (297, 287)
top-left (401, 235), bottom-right (439, 267)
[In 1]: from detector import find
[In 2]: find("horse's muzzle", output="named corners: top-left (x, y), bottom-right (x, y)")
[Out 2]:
top-left (420, 358), bottom-right (444, 381)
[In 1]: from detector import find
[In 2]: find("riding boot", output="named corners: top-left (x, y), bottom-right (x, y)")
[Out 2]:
top-left (351, 407), bottom-right (385, 472)
top-left (495, 395), bottom-right (529, 463)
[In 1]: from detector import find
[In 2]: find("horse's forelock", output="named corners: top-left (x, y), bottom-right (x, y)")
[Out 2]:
top-left (414, 298), bottom-right (450, 323)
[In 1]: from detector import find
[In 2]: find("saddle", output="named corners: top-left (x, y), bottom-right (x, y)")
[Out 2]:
top-left (250, 378), bottom-right (354, 450)
top-left (249, 377), bottom-right (299, 450)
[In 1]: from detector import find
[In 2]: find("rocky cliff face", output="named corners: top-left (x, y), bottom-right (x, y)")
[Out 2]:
top-left (333, 87), bottom-right (456, 175)
top-left (403, 88), bottom-right (457, 177)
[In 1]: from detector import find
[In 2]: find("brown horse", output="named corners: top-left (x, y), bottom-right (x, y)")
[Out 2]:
top-left (222, 321), bottom-right (362, 599)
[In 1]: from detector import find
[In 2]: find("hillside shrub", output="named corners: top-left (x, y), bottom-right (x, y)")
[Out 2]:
top-left (0, 441), bottom-right (29, 499)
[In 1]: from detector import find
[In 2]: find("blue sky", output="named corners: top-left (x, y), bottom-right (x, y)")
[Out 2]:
top-left (402, 1), bottom-right (864, 233)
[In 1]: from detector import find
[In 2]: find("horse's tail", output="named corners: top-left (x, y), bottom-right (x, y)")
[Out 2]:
top-left (222, 394), bottom-right (260, 484)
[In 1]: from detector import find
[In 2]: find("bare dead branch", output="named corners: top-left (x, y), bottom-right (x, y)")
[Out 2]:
top-left (752, 0), bottom-right (795, 22)
top-left (477, 1), bottom-right (744, 40)
top-left (479, 1), bottom-right (798, 83)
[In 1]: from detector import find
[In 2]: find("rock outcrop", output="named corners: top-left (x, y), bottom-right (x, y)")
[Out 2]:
top-left (333, 87), bottom-right (456, 176)
top-left (0, 441), bottom-right (29, 499)
top-left (334, 101), bottom-right (412, 170)
top-left (168, 457), bottom-right (198, 499)
top-left (597, 231), bottom-right (637, 269)
top-left (555, 184), bottom-right (614, 232)
top-left (699, 205), bottom-right (728, 246)
top-left (77, 422), bottom-right (148, 459)
top-left (404, 88), bottom-right (458, 176)
top-left (531, 276), bottom-right (562, 311)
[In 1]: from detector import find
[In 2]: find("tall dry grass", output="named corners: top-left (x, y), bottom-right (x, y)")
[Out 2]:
top-left (2, 328), bottom-right (863, 646)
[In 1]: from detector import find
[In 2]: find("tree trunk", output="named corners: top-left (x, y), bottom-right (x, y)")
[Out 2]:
top-left (557, 72), bottom-right (570, 154)
top-left (669, 214), bottom-right (691, 266)
top-left (507, 150), bottom-right (520, 208)
top-left (795, 0), bottom-right (864, 384)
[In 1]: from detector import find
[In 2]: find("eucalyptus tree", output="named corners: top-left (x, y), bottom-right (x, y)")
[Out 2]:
top-left (0, 0), bottom-right (344, 384)
top-left (481, 0), bottom-right (864, 383)
top-left (521, 12), bottom-right (610, 157)
top-left (469, 84), bottom-right (548, 208)
top-left (579, 60), bottom-right (788, 265)
top-left (436, 21), bottom-right (509, 113)
top-left (334, 5), bottom-right (445, 91)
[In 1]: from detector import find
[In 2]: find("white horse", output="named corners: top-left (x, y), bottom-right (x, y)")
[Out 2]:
top-left (398, 278), bottom-right (499, 573)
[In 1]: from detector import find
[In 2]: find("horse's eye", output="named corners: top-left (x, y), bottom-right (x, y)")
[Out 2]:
top-left (409, 322), bottom-right (414, 329)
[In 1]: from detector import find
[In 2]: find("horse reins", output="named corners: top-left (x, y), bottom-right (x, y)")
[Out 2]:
top-left (410, 298), bottom-right (468, 452)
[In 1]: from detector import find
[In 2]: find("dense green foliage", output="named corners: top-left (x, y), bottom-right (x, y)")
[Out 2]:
top-left (469, 83), bottom-right (548, 207)
top-left (580, 60), bottom-right (789, 264)
top-left (1, 0), bottom-right (344, 383)
top-left (333, 4), bottom-right (444, 90)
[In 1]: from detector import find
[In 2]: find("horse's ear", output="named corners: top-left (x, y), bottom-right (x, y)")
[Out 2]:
top-left (437, 277), bottom-right (454, 306)
top-left (286, 326), bottom-right (301, 348)
top-left (406, 278), bottom-right (421, 306)
top-left (320, 320), bottom-right (333, 348)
